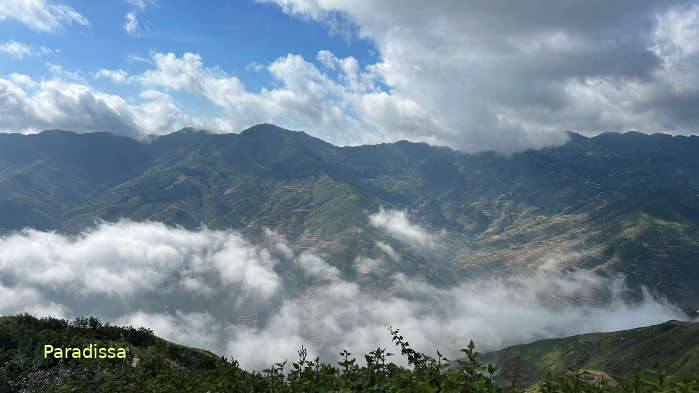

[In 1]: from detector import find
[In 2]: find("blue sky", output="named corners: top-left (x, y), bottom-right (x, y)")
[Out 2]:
top-left (0, 1), bottom-right (378, 87)
top-left (1, 0), bottom-right (698, 153)
top-left (0, 1), bottom-right (377, 116)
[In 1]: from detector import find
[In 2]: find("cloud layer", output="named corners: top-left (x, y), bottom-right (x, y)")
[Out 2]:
top-left (0, 219), bottom-right (688, 369)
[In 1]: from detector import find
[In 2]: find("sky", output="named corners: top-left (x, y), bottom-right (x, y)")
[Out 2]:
top-left (1, 0), bottom-right (699, 153)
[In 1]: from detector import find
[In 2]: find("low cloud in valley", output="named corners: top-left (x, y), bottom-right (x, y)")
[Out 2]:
top-left (0, 216), bottom-right (689, 369)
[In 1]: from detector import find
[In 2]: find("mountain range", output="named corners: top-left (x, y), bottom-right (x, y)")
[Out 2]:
top-left (1, 124), bottom-right (698, 308)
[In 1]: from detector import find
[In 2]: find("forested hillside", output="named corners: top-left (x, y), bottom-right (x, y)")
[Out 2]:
top-left (1, 125), bottom-right (698, 306)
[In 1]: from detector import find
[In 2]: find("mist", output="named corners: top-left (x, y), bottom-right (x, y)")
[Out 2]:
top-left (0, 219), bottom-right (689, 369)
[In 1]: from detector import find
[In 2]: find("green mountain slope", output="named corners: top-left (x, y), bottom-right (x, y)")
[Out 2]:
top-left (482, 320), bottom-right (699, 389)
top-left (0, 314), bottom-right (240, 392)
top-left (2, 315), bottom-right (697, 393)
top-left (1, 125), bottom-right (698, 305)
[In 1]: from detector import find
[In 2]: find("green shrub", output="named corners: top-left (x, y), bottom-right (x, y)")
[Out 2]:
top-left (0, 314), bottom-right (697, 393)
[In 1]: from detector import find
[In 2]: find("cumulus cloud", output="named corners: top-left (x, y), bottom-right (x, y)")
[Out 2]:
top-left (0, 221), bottom-right (281, 299)
top-left (0, 72), bottom-right (230, 137)
top-left (28, 0), bottom-right (698, 152)
top-left (2, 49), bottom-right (424, 144)
top-left (258, 0), bottom-right (699, 153)
top-left (0, 0), bottom-right (87, 32)
top-left (8, 73), bottom-right (36, 87)
top-left (0, 40), bottom-right (55, 59)
top-left (126, 51), bottom-right (380, 144)
top-left (0, 219), bottom-right (689, 370)
top-left (30, 48), bottom-right (426, 145)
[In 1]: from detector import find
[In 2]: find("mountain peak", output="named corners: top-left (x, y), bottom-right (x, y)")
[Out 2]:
top-left (239, 123), bottom-right (305, 137)
top-left (237, 123), bottom-right (333, 152)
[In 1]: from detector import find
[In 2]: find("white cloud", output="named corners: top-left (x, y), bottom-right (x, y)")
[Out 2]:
top-left (354, 256), bottom-right (382, 274)
top-left (297, 253), bottom-right (341, 281)
top-left (127, 0), bottom-right (156, 10)
top-left (0, 40), bottom-right (32, 58)
top-left (235, 272), bottom-right (685, 369)
top-left (3, 2), bottom-right (699, 152)
top-left (5, 0), bottom-right (699, 152)
top-left (132, 51), bottom-right (380, 144)
top-left (8, 72), bottom-right (36, 87)
top-left (0, 219), bottom-right (689, 370)
top-left (369, 208), bottom-right (442, 249)
top-left (652, 2), bottom-right (699, 66)
top-left (0, 0), bottom-right (87, 32)
top-left (2, 50), bottom-right (413, 143)
top-left (0, 72), bottom-right (230, 137)
top-left (117, 311), bottom-right (229, 353)
top-left (88, 50), bottom-right (431, 146)
top-left (375, 241), bottom-right (398, 260)
top-left (260, 0), bottom-right (699, 153)
top-left (0, 40), bottom-right (55, 58)
top-left (245, 62), bottom-right (264, 72)
top-left (46, 62), bottom-right (86, 82)
top-left (123, 0), bottom-right (156, 35)
top-left (0, 221), bottom-right (282, 300)
top-left (94, 68), bottom-right (132, 84)
top-left (0, 283), bottom-right (68, 317)
top-left (123, 11), bottom-right (138, 34)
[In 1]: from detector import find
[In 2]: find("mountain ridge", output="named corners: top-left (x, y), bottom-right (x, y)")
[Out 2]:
top-left (482, 319), bottom-right (699, 389)
top-left (1, 124), bottom-right (698, 307)
top-left (27, 125), bottom-right (699, 147)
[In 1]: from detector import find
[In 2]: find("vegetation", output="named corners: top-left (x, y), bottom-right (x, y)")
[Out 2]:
top-left (1, 126), bottom-right (698, 307)
top-left (1, 314), bottom-right (697, 392)
top-left (482, 320), bottom-right (699, 389)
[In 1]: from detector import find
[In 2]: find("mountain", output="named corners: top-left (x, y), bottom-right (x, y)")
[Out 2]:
top-left (481, 320), bottom-right (699, 389)
top-left (1, 124), bottom-right (698, 306)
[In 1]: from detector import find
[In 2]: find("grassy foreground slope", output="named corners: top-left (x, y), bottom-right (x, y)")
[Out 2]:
top-left (1, 315), bottom-right (698, 393)
top-left (482, 320), bottom-right (699, 389)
